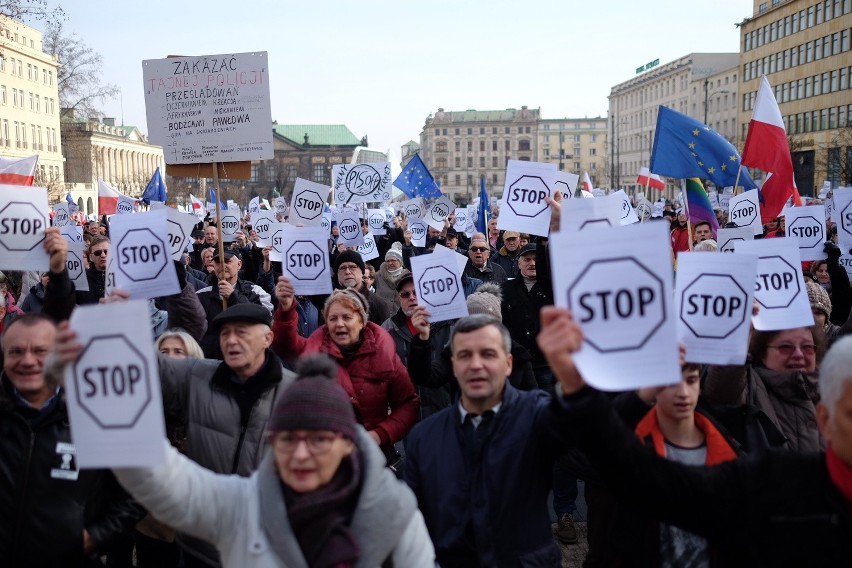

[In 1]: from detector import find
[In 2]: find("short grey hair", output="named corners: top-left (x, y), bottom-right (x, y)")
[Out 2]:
top-left (819, 336), bottom-right (852, 415)
top-left (450, 314), bottom-right (512, 355)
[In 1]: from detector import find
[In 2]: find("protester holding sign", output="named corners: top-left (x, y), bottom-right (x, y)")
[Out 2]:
top-left (463, 233), bottom-right (508, 285)
top-left (272, 280), bottom-right (420, 464)
top-left (113, 355), bottom-right (435, 568)
top-left (75, 235), bottom-right (111, 305)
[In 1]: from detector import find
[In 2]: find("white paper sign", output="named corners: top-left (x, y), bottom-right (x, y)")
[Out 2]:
top-left (276, 225), bottom-right (332, 295)
top-left (109, 210), bottom-right (180, 299)
top-left (358, 231), bottom-right (380, 262)
top-left (425, 195), bottom-right (456, 231)
top-left (219, 206), bottom-right (242, 242)
top-left (115, 195), bottom-right (136, 215)
top-left (165, 209), bottom-right (199, 261)
top-left (832, 187), bottom-right (852, 252)
top-left (66, 241), bottom-right (89, 292)
top-left (289, 178), bottom-right (330, 227)
top-left (452, 208), bottom-right (469, 232)
top-left (840, 254), bottom-right (852, 282)
top-left (560, 195), bottom-right (621, 233)
top-left (63, 300), bottom-right (166, 467)
top-left (674, 252), bottom-right (757, 365)
top-left (719, 193), bottom-right (732, 212)
top-left (60, 225), bottom-right (84, 243)
top-left (143, 51), bottom-right (274, 164)
top-left (717, 227), bottom-right (754, 253)
top-left (728, 190), bottom-right (763, 235)
top-left (707, 190), bottom-right (719, 208)
top-left (734, 238), bottom-right (814, 331)
top-left (410, 247), bottom-right (469, 323)
top-left (611, 190), bottom-right (639, 225)
top-left (784, 205), bottom-right (827, 261)
top-left (367, 209), bottom-right (387, 235)
top-left (274, 196), bottom-right (288, 217)
top-left (549, 222), bottom-right (680, 391)
top-left (407, 217), bottom-right (428, 247)
top-left (553, 171), bottom-right (580, 200)
top-left (251, 210), bottom-right (277, 247)
top-left (332, 162), bottom-right (392, 205)
top-left (333, 208), bottom-right (364, 248)
top-left (53, 203), bottom-right (71, 227)
top-left (433, 243), bottom-right (468, 277)
top-left (399, 197), bottom-right (425, 219)
top-left (320, 213), bottom-right (332, 235)
top-left (0, 184), bottom-right (50, 271)
top-left (498, 160), bottom-right (556, 236)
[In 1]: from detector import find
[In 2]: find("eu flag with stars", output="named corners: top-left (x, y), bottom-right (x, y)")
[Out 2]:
top-left (650, 106), bottom-right (756, 190)
top-left (141, 167), bottom-right (168, 204)
top-left (393, 154), bottom-right (442, 198)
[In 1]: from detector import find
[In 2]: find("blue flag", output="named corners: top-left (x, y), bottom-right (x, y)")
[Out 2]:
top-left (209, 188), bottom-right (225, 209)
top-left (649, 106), bottom-right (756, 190)
top-left (476, 177), bottom-right (489, 234)
top-left (141, 167), bottom-right (168, 204)
top-left (393, 154), bottom-right (441, 198)
top-left (65, 192), bottom-right (79, 213)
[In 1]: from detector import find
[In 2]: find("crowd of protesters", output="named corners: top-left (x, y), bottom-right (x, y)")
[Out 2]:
top-left (1, 189), bottom-right (852, 568)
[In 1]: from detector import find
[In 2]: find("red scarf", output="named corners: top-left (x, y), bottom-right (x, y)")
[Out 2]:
top-left (826, 445), bottom-right (852, 509)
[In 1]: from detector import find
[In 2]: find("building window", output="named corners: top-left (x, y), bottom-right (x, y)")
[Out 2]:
top-left (479, 140), bottom-right (485, 151)
top-left (0, 86), bottom-right (5, 105)
top-left (455, 157), bottom-right (460, 168)
top-left (286, 165), bottom-right (297, 186)
top-left (518, 140), bottom-right (531, 151)
top-left (467, 157), bottom-right (473, 167)
top-left (455, 128), bottom-right (460, 135)
top-left (479, 157), bottom-right (485, 167)
top-left (505, 127), bottom-right (510, 134)
top-left (436, 158), bottom-right (447, 169)
top-left (525, 126), bottom-right (531, 133)
top-left (574, 135), bottom-right (581, 142)
top-left (435, 140), bottom-right (447, 152)
top-left (455, 141), bottom-right (460, 151)
top-left (467, 128), bottom-right (472, 135)
top-left (505, 140), bottom-right (510, 151)
top-left (492, 140), bottom-right (497, 151)
top-left (442, 128), bottom-right (447, 135)
top-left (574, 162), bottom-right (581, 171)
top-left (312, 164), bottom-right (328, 184)
top-left (467, 141), bottom-right (473, 151)
top-left (251, 164), bottom-right (260, 181)
top-left (435, 128), bottom-right (439, 135)
top-left (455, 174), bottom-right (461, 186)
top-left (492, 157), bottom-right (498, 167)
top-left (480, 127), bottom-right (485, 134)
top-left (590, 148), bottom-right (597, 156)
top-left (492, 127), bottom-right (497, 134)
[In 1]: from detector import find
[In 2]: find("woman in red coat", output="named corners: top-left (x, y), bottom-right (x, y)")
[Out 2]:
top-left (271, 277), bottom-right (420, 458)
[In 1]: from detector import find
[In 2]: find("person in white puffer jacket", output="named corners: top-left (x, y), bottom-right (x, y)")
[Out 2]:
top-left (114, 354), bottom-right (436, 568)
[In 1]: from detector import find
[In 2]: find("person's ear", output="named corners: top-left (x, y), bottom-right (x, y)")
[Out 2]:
top-left (816, 402), bottom-right (832, 443)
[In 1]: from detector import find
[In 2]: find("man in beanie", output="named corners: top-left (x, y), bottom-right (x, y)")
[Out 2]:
top-left (329, 250), bottom-right (391, 325)
top-left (113, 354), bottom-right (436, 567)
top-left (493, 231), bottom-right (522, 278)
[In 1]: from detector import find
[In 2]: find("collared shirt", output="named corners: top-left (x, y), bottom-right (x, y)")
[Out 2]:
top-left (15, 385), bottom-right (61, 410)
top-left (459, 401), bottom-right (502, 429)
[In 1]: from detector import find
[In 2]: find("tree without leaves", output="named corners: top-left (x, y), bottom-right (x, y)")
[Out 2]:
top-left (42, 20), bottom-right (118, 119)
top-left (0, 0), bottom-right (64, 28)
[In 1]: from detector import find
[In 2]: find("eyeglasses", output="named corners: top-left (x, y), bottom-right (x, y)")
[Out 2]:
top-left (272, 432), bottom-right (342, 454)
top-left (385, 258), bottom-right (401, 264)
top-left (91, 249), bottom-right (108, 257)
top-left (469, 247), bottom-right (489, 253)
top-left (338, 264), bottom-right (360, 273)
top-left (399, 290), bottom-right (416, 299)
top-left (767, 343), bottom-right (817, 356)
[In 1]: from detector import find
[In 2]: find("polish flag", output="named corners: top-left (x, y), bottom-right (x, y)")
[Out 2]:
top-left (0, 155), bottom-right (38, 185)
top-left (581, 171), bottom-right (593, 192)
top-left (98, 180), bottom-right (122, 215)
top-left (637, 167), bottom-right (666, 191)
top-left (742, 75), bottom-right (802, 223)
top-left (189, 193), bottom-right (206, 218)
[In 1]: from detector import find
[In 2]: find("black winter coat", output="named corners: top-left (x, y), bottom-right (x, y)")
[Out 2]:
top-left (501, 276), bottom-right (553, 369)
top-left (0, 375), bottom-right (142, 567)
top-left (196, 276), bottom-right (266, 358)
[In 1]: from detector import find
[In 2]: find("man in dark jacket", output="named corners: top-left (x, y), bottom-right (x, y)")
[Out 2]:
top-left (405, 315), bottom-right (577, 567)
top-left (329, 250), bottom-right (391, 325)
top-left (462, 232), bottom-right (507, 285)
top-left (76, 234), bottom-right (111, 305)
top-left (0, 315), bottom-right (142, 567)
top-left (493, 230), bottom-right (521, 278)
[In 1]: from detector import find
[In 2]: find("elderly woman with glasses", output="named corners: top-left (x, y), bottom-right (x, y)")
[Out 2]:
top-left (704, 325), bottom-right (826, 452)
top-left (114, 355), bottom-right (435, 568)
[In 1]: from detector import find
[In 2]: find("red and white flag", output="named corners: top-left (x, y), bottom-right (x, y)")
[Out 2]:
top-left (581, 171), bottom-right (593, 192)
top-left (98, 180), bottom-right (123, 215)
top-left (0, 155), bottom-right (38, 185)
top-left (742, 75), bottom-right (802, 223)
top-left (189, 193), bottom-right (206, 218)
top-left (637, 167), bottom-right (665, 191)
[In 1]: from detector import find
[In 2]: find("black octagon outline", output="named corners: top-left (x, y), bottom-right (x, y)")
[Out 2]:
top-left (220, 215), bottom-right (240, 237)
top-left (166, 219), bottom-right (187, 257)
top-left (359, 235), bottom-right (377, 257)
top-left (0, 201), bottom-right (46, 251)
top-left (718, 237), bottom-right (744, 252)
top-left (285, 240), bottom-right (325, 280)
top-left (338, 218), bottom-right (360, 242)
top-left (368, 211), bottom-right (386, 230)
top-left (73, 334), bottom-right (151, 429)
top-left (788, 215), bottom-right (824, 249)
top-left (507, 175), bottom-right (550, 218)
top-left (409, 221), bottom-right (427, 241)
top-left (419, 265), bottom-right (460, 307)
top-left (566, 257), bottom-right (666, 353)
top-left (294, 190), bottom-right (324, 221)
top-left (404, 205), bottom-right (422, 218)
top-left (579, 218), bottom-right (612, 230)
top-left (554, 180), bottom-right (573, 199)
top-left (680, 274), bottom-right (748, 339)
top-left (755, 255), bottom-right (800, 309)
top-left (116, 200), bottom-right (134, 214)
top-left (840, 201), bottom-right (852, 237)
top-left (53, 208), bottom-right (70, 226)
top-left (729, 200), bottom-right (758, 227)
top-left (116, 228), bottom-right (169, 282)
top-left (66, 251), bottom-right (84, 281)
top-left (430, 202), bottom-right (451, 223)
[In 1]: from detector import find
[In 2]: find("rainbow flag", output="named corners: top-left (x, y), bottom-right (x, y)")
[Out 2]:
top-left (683, 178), bottom-right (719, 234)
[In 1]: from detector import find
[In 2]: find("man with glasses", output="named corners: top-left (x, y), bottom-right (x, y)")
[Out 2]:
top-left (463, 232), bottom-right (507, 285)
top-left (76, 235), bottom-right (111, 305)
top-left (494, 231), bottom-right (522, 278)
top-left (330, 250), bottom-right (390, 325)
top-left (382, 273), bottom-right (451, 419)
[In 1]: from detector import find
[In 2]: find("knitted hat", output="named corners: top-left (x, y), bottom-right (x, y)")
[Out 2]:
top-left (466, 282), bottom-right (503, 320)
top-left (334, 250), bottom-right (366, 273)
top-left (323, 288), bottom-right (369, 324)
top-left (385, 242), bottom-right (403, 263)
top-left (267, 354), bottom-right (357, 439)
top-left (806, 280), bottom-right (832, 317)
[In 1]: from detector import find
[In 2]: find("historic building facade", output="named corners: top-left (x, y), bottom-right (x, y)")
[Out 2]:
top-left (535, 117), bottom-right (608, 189)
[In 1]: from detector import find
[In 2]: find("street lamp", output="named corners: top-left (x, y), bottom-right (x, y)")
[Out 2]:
top-left (703, 78), bottom-right (731, 126)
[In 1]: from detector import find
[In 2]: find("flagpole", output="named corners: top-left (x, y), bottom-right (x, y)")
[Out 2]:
top-left (732, 166), bottom-right (743, 196)
top-left (212, 162), bottom-right (227, 310)
top-left (681, 179), bottom-right (694, 252)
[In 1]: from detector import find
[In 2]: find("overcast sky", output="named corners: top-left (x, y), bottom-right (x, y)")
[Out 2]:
top-left (36, 0), bottom-right (748, 156)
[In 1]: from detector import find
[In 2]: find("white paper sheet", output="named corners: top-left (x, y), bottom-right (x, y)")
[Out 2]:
top-left (333, 208), bottom-right (365, 248)
top-left (728, 190), bottom-right (763, 235)
top-left (410, 248), bottom-right (469, 323)
top-left (109, 210), bottom-right (180, 299)
top-left (277, 225), bottom-right (333, 296)
top-left (674, 252), bottom-right (757, 365)
top-left (0, 184), bottom-right (50, 271)
top-left (784, 205), bottom-right (827, 261)
top-left (289, 178), bottom-right (330, 227)
top-left (498, 160), bottom-right (556, 236)
top-left (165, 208), bottom-right (200, 261)
top-left (716, 227), bottom-right (754, 253)
top-left (63, 300), bottom-right (166, 467)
